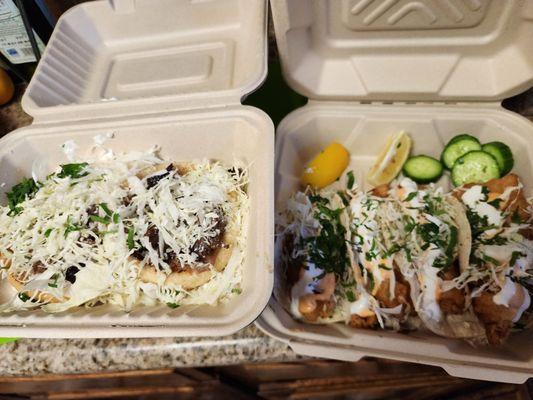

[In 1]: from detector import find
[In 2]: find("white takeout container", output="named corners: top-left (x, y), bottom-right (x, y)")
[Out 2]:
top-left (257, 0), bottom-right (533, 383)
top-left (0, 0), bottom-right (274, 338)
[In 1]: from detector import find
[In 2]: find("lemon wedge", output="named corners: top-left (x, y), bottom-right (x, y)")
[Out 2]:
top-left (301, 142), bottom-right (350, 189)
top-left (367, 131), bottom-right (411, 186)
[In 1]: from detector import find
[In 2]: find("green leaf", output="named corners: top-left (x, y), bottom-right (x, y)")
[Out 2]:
top-left (48, 273), bottom-right (59, 288)
top-left (510, 251), bottom-right (525, 267)
top-left (405, 247), bottom-right (413, 263)
top-left (18, 292), bottom-right (30, 302)
top-left (345, 290), bottom-right (356, 302)
top-left (89, 215), bottom-right (111, 224)
top-left (64, 216), bottom-right (82, 238)
top-left (511, 211), bottom-right (522, 224)
top-left (112, 213), bottom-right (120, 224)
top-left (347, 171), bottom-right (355, 190)
top-left (337, 191), bottom-right (350, 207)
top-left (482, 254), bottom-right (499, 265)
top-left (166, 302), bottom-right (180, 309)
top-left (378, 264), bottom-right (392, 271)
top-left (44, 228), bottom-right (53, 238)
top-left (99, 203), bottom-right (113, 217)
top-left (386, 244), bottom-right (403, 257)
top-left (304, 200), bottom-right (349, 277)
top-left (99, 229), bottom-right (118, 236)
top-left (231, 288), bottom-right (243, 295)
top-left (309, 194), bottom-right (329, 205)
top-left (404, 192), bottom-right (417, 202)
top-left (57, 163), bottom-right (89, 179)
top-left (367, 271), bottom-right (375, 292)
top-left (6, 178), bottom-right (40, 216)
top-left (127, 227), bottom-right (135, 250)
top-left (488, 198), bottom-right (502, 209)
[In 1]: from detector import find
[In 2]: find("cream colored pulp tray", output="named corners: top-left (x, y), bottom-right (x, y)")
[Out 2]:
top-left (0, 0), bottom-right (274, 338)
top-left (256, 0), bottom-right (533, 383)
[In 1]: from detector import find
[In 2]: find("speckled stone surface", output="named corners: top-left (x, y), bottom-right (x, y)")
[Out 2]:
top-left (0, 325), bottom-right (301, 376)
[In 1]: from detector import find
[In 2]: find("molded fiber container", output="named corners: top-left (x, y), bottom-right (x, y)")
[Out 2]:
top-left (257, 0), bottom-right (533, 383)
top-left (0, 0), bottom-right (274, 338)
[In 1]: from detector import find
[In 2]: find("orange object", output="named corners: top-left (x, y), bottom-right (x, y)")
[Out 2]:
top-left (0, 68), bottom-right (15, 105)
top-left (301, 142), bottom-right (350, 189)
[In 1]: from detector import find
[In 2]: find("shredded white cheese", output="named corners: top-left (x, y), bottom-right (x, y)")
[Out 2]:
top-left (0, 148), bottom-right (249, 313)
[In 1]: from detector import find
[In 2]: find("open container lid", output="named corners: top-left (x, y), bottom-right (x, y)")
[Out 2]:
top-left (271, 0), bottom-right (533, 102)
top-left (22, 0), bottom-right (268, 122)
top-left (0, 0), bottom-right (274, 338)
top-left (262, 0), bottom-right (533, 384)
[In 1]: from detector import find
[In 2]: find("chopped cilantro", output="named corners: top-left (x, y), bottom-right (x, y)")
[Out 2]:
top-left (479, 235), bottom-right (507, 246)
top-left (99, 229), bottom-right (118, 236)
top-left (346, 290), bottom-right (356, 302)
top-left (405, 247), bottom-right (413, 262)
top-left (434, 225), bottom-right (458, 269)
top-left (6, 178), bottom-right (40, 216)
top-left (511, 211), bottom-right (522, 224)
top-left (166, 302), bottom-right (180, 309)
top-left (378, 264), bottom-right (392, 270)
top-left (417, 222), bottom-right (440, 244)
top-left (18, 292), bottom-right (30, 302)
top-left (423, 194), bottom-right (445, 216)
top-left (99, 203), bottom-right (113, 217)
top-left (64, 216), bottom-right (82, 237)
top-left (304, 201), bottom-right (349, 276)
top-left (466, 209), bottom-right (497, 236)
top-left (127, 227), bottom-right (136, 250)
top-left (309, 194), bottom-right (329, 206)
top-left (488, 198), bottom-right (502, 209)
top-left (417, 221), bottom-right (457, 269)
top-left (341, 279), bottom-right (356, 288)
top-left (367, 271), bottom-right (375, 292)
top-left (48, 273), bottom-right (59, 288)
top-left (231, 288), bottom-right (243, 295)
top-left (337, 191), bottom-right (350, 207)
top-left (386, 244), bottom-right (403, 257)
top-left (482, 254), bottom-right (499, 265)
top-left (405, 222), bottom-right (416, 233)
top-left (89, 215), bottom-right (111, 224)
top-left (445, 226), bottom-right (458, 259)
top-left (112, 213), bottom-right (120, 224)
top-left (44, 228), bottom-right (53, 238)
top-left (404, 192), bottom-right (417, 202)
top-left (510, 251), bottom-right (525, 267)
top-left (57, 163), bottom-right (89, 179)
top-left (365, 250), bottom-right (377, 261)
top-left (347, 171), bottom-right (355, 190)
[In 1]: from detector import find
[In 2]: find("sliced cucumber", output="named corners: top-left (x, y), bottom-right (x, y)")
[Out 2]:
top-left (482, 142), bottom-right (514, 176)
top-left (403, 155), bottom-right (443, 184)
top-left (451, 151), bottom-right (500, 186)
top-left (441, 134), bottom-right (482, 170)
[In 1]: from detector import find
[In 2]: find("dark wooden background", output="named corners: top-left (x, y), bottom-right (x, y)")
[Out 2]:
top-left (0, 359), bottom-right (531, 399)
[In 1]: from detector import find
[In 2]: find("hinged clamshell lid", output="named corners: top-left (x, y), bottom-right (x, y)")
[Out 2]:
top-left (22, 0), bottom-right (268, 122)
top-left (271, 0), bottom-right (533, 102)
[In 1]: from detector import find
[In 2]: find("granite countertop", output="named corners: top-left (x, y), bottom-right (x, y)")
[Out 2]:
top-left (0, 86), bottom-right (300, 376)
top-left (0, 325), bottom-right (299, 376)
